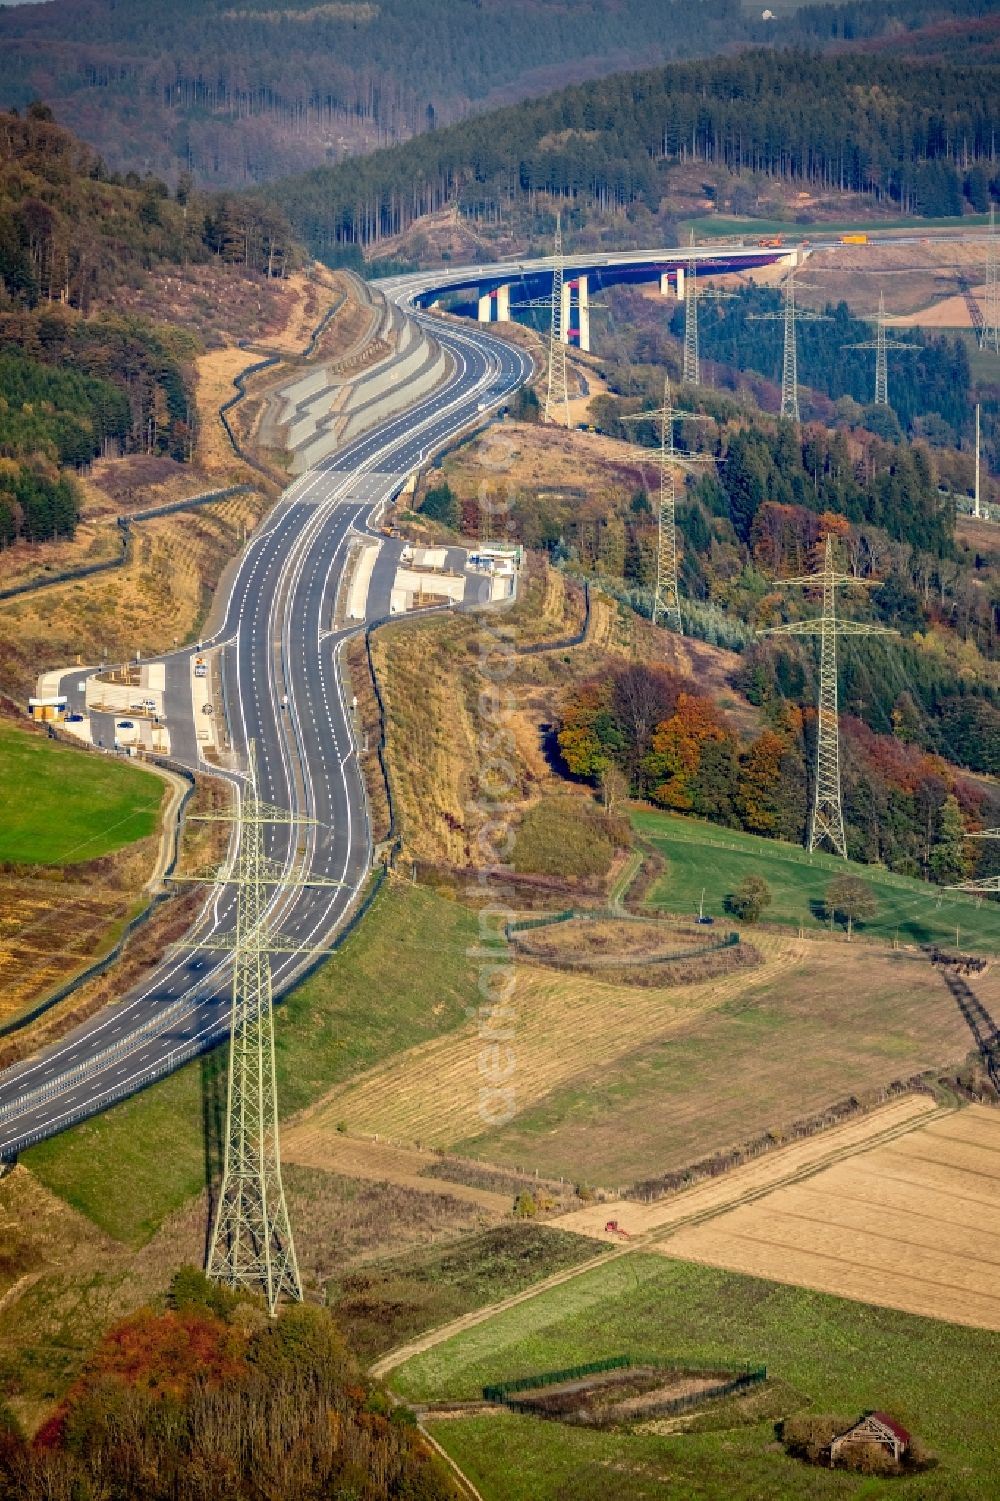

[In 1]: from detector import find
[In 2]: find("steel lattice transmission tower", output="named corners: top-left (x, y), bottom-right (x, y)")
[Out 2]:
top-left (844, 290), bottom-right (914, 407)
top-left (544, 210), bottom-right (571, 427)
top-left (981, 204), bottom-right (1000, 356)
top-left (683, 233), bottom-right (700, 386)
top-left (760, 537), bottom-right (896, 857)
top-left (621, 378), bottom-right (714, 632)
top-left (180, 742), bottom-right (341, 1314)
top-left (949, 825), bottom-right (1000, 893)
top-left (781, 269), bottom-right (800, 421)
top-left (749, 266), bottom-right (829, 423)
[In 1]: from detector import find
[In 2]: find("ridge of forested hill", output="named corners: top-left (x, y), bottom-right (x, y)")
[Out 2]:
top-left (0, 105), bottom-right (298, 547)
top-left (0, 0), bottom-right (994, 189)
top-left (261, 49), bottom-right (1000, 260)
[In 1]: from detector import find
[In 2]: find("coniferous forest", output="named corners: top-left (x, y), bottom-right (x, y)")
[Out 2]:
top-left (264, 50), bottom-right (1000, 259)
top-left (0, 0), bottom-right (996, 188)
top-left (0, 105), bottom-right (299, 545)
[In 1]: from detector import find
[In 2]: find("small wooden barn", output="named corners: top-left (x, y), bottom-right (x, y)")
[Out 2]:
top-left (830, 1411), bottom-right (911, 1466)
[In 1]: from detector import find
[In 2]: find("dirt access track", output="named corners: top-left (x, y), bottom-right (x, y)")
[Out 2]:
top-left (373, 1093), bottom-right (990, 1383)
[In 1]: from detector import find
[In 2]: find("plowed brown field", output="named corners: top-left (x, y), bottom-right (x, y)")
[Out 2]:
top-left (658, 1104), bottom-right (1000, 1331)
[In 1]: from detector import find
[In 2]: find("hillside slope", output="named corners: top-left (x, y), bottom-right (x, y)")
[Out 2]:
top-left (0, 0), bottom-right (993, 189)
top-left (263, 49), bottom-right (1000, 262)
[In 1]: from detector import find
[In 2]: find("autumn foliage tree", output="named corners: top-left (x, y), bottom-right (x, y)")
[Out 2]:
top-left (556, 660), bottom-right (999, 885)
top-left (4, 1270), bottom-right (456, 1501)
top-left (643, 692), bottom-right (729, 811)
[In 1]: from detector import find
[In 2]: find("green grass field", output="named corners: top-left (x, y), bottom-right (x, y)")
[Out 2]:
top-left (399, 1256), bottom-right (1000, 1499)
top-left (24, 882), bottom-right (479, 1244)
top-left (632, 808), bottom-right (1000, 953)
top-left (682, 213), bottom-right (990, 239)
top-left (0, 720), bottom-right (163, 866)
top-left (332, 1224), bottom-right (603, 1364)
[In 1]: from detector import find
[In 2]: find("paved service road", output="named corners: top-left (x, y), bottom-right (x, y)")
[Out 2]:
top-left (0, 301), bottom-right (531, 1159)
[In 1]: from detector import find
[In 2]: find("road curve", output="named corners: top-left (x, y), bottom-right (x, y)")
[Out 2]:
top-left (0, 296), bottom-right (531, 1158)
top-left (3, 225), bottom-right (965, 1154)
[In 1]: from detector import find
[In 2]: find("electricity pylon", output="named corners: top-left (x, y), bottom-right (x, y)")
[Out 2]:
top-left (545, 210), bottom-right (571, 427)
top-left (620, 378), bottom-right (714, 631)
top-left (177, 741), bottom-right (341, 1314)
top-left (943, 824), bottom-right (1000, 898)
top-left (981, 204), bottom-right (999, 355)
top-left (782, 271), bottom-right (800, 421)
top-left (759, 536), bottom-right (896, 858)
top-left (844, 290), bottom-right (915, 406)
top-left (749, 267), bottom-right (829, 422)
top-left (948, 872), bottom-right (1000, 896)
top-left (683, 232), bottom-right (700, 386)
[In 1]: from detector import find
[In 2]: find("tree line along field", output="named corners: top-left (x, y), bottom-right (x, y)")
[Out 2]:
top-left (0, 721), bottom-right (164, 867)
top-left (394, 1255), bottom-right (1000, 1500)
top-left (632, 807), bottom-right (1000, 953)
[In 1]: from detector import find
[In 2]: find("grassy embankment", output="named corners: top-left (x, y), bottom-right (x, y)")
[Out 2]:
top-left (633, 806), bottom-right (1000, 953)
top-left (395, 1256), bottom-right (1000, 1500)
top-left (22, 881), bottom-right (479, 1246)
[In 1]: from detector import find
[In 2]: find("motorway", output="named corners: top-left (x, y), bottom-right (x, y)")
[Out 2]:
top-left (0, 299), bottom-right (531, 1159)
top-left (0, 226), bottom-right (979, 1156)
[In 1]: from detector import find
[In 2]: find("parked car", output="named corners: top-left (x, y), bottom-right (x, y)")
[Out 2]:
top-left (116, 719), bottom-right (134, 730)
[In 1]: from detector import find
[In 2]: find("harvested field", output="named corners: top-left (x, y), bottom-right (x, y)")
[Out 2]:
top-left (453, 940), bottom-right (978, 1186)
top-left (556, 1093), bottom-right (939, 1240)
top-left (301, 931), bottom-right (803, 1154)
top-left (658, 1104), bottom-right (1000, 1332)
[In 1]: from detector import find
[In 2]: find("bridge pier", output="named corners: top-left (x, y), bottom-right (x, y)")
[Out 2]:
top-left (496, 283), bottom-right (511, 321)
top-left (660, 271), bottom-right (673, 297)
top-left (675, 266), bottom-right (685, 301)
top-left (560, 280), bottom-right (572, 344)
top-left (478, 292), bottom-right (493, 323)
top-left (577, 275), bottom-right (591, 352)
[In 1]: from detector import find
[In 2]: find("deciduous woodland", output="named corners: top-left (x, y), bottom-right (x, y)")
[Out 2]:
top-left (0, 1270), bottom-right (458, 1501)
top-left (558, 660), bottom-right (1000, 879)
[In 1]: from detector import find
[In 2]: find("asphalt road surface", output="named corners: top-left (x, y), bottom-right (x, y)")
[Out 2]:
top-left (0, 301), bottom-right (530, 1159)
top-left (2, 226), bottom-right (976, 1155)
